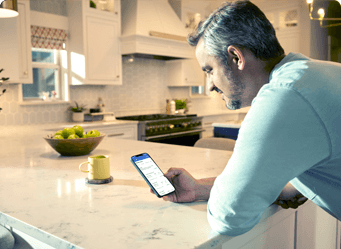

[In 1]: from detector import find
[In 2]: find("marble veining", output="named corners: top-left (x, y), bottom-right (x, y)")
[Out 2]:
top-left (0, 125), bottom-right (283, 249)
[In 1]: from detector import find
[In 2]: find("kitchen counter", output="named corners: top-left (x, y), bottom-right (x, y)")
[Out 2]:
top-left (0, 125), bottom-right (312, 249)
top-left (45, 119), bottom-right (139, 130)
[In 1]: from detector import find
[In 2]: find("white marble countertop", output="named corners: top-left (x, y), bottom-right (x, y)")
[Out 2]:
top-left (0, 125), bottom-right (284, 249)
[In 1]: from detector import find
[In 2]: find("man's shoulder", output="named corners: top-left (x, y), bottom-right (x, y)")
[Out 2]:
top-left (268, 53), bottom-right (341, 92)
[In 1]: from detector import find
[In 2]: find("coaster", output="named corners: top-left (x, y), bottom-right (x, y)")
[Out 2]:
top-left (85, 176), bottom-right (113, 184)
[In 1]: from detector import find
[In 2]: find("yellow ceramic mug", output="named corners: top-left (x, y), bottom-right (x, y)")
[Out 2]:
top-left (79, 155), bottom-right (110, 180)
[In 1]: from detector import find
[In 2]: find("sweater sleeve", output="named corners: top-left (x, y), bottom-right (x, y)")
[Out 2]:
top-left (207, 86), bottom-right (330, 236)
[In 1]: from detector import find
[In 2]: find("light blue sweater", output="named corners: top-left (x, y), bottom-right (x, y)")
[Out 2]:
top-left (207, 53), bottom-right (341, 236)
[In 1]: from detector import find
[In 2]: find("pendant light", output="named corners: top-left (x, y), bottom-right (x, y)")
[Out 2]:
top-left (307, 0), bottom-right (341, 28)
top-left (0, 0), bottom-right (19, 18)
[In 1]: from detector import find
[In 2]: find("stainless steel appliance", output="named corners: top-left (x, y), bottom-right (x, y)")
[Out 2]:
top-left (116, 114), bottom-right (204, 146)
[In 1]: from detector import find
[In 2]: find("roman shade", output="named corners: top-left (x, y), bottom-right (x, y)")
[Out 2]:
top-left (31, 25), bottom-right (67, 50)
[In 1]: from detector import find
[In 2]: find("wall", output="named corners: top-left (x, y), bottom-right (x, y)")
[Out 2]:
top-left (0, 0), bottom-right (228, 126)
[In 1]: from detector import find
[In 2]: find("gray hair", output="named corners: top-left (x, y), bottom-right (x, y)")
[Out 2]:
top-left (188, 0), bottom-right (284, 65)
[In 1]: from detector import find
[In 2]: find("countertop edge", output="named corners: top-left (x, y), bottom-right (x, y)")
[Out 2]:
top-left (195, 204), bottom-right (295, 249)
top-left (0, 213), bottom-right (82, 249)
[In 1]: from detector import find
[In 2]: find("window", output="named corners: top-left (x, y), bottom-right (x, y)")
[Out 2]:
top-left (190, 75), bottom-right (210, 97)
top-left (22, 25), bottom-right (68, 102)
top-left (22, 48), bottom-right (68, 101)
top-left (191, 86), bottom-right (205, 95)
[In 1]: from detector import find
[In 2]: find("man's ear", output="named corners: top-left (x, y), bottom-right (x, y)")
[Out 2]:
top-left (227, 45), bottom-right (245, 70)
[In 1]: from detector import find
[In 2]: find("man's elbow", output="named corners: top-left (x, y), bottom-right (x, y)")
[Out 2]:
top-left (207, 209), bottom-right (262, 236)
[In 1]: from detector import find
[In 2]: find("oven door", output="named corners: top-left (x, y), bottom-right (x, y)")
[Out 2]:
top-left (142, 129), bottom-right (205, 146)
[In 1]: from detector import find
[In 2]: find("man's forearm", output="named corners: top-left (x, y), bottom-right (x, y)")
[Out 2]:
top-left (195, 177), bottom-right (216, 201)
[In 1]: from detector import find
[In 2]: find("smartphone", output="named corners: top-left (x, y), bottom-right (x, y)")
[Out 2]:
top-left (130, 153), bottom-right (175, 198)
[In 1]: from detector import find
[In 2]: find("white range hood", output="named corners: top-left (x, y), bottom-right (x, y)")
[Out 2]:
top-left (121, 0), bottom-right (195, 60)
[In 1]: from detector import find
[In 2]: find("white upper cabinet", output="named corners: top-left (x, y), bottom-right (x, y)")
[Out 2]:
top-left (0, 0), bottom-right (32, 84)
top-left (67, 0), bottom-right (122, 85)
top-left (164, 1), bottom-right (208, 87)
top-left (166, 58), bottom-right (205, 86)
top-left (17, 1), bottom-right (33, 84)
top-left (258, 0), bottom-right (310, 55)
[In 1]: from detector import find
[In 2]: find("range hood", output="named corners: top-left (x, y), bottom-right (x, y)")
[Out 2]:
top-left (121, 0), bottom-right (195, 60)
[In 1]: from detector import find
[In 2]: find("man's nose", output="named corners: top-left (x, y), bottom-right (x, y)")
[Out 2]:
top-left (207, 76), bottom-right (215, 92)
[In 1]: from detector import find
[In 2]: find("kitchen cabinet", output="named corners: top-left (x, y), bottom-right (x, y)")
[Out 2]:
top-left (166, 59), bottom-right (205, 86)
top-left (0, 0), bottom-right (33, 84)
top-left (213, 125), bottom-right (240, 140)
top-left (87, 124), bottom-right (137, 140)
top-left (202, 113), bottom-right (241, 138)
top-left (67, 0), bottom-right (122, 85)
top-left (258, 0), bottom-right (307, 55)
top-left (219, 201), bottom-right (341, 249)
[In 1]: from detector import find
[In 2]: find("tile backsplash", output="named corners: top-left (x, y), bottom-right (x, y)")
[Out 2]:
top-left (0, 57), bottom-right (173, 125)
top-left (0, 56), bottom-right (229, 126)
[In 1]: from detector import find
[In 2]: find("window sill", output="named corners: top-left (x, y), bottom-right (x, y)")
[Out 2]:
top-left (19, 100), bottom-right (71, 106)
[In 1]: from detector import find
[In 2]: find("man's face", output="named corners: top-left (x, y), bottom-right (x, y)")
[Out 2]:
top-left (195, 39), bottom-right (244, 110)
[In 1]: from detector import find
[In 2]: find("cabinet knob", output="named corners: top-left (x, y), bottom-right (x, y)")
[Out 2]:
top-left (24, 71), bottom-right (28, 75)
top-left (115, 12), bottom-right (118, 15)
top-left (116, 75), bottom-right (120, 78)
top-left (185, 78), bottom-right (187, 81)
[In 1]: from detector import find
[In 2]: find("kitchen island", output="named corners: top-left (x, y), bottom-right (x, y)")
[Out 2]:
top-left (0, 125), bottom-right (339, 249)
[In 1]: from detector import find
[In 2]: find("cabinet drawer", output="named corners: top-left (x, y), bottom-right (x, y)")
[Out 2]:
top-left (95, 126), bottom-right (137, 140)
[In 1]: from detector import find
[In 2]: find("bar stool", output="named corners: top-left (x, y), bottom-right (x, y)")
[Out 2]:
top-left (194, 137), bottom-right (236, 151)
top-left (0, 225), bottom-right (33, 249)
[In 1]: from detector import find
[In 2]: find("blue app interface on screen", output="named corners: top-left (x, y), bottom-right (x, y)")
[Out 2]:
top-left (132, 154), bottom-right (175, 196)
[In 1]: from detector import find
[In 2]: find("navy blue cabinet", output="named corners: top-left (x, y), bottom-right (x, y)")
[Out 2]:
top-left (214, 127), bottom-right (239, 140)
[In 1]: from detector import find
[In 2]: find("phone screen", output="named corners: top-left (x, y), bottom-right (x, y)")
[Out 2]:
top-left (131, 153), bottom-right (175, 197)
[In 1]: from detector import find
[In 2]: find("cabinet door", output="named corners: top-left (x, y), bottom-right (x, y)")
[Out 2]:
top-left (296, 201), bottom-right (339, 249)
top-left (0, 1), bottom-right (32, 84)
top-left (17, 0), bottom-right (33, 84)
top-left (234, 212), bottom-right (295, 249)
top-left (277, 31), bottom-right (300, 54)
top-left (85, 16), bottom-right (121, 84)
top-left (182, 59), bottom-right (205, 86)
top-left (90, 125), bottom-right (137, 140)
top-left (0, 17), bottom-right (19, 83)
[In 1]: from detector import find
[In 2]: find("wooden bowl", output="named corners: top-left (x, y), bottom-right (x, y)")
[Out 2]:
top-left (44, 133), bottom-right (106, 156)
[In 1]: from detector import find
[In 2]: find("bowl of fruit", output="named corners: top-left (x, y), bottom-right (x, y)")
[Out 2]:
top-left (44, 125), bottom-right (105, 156)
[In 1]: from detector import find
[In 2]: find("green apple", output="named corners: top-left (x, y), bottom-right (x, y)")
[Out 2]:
top-left (82, 132), bottom-right (87, 138)
top-left (67, 134), bottom-right (79, 139)
top-left (54, 130), bottom-right (63, 136)
top-left (86, 129), bottom-right (101, 137)
top-left (73, 125), bottom-right (83, 137)
top-left (53, 135), bottom-right (64, 139)
top-left (61, 127), bottom-right (75, 139)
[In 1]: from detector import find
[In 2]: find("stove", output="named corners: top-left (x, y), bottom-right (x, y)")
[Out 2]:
top-left (116, 114), bottom-right (204, 146)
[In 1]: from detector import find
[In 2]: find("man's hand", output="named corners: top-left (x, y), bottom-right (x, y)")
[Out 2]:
top-left (273, 182), bottom-right (308, 209)
top-left (150, 168), bottom-right (215, 203)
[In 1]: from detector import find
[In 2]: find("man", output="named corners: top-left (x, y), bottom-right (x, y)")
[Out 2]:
top-left (158, 0), bottom-right (341, 236)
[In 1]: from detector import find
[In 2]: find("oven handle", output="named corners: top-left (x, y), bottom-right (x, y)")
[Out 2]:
top-left (142, 129), bottom-right (205, 141)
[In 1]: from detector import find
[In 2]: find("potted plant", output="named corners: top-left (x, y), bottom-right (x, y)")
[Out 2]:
top-left (0, 68), bottom-right (9, 112)
top-left (174, 99), bottom-right (189, 114)
top-left (69, 101), bottom-right (87, 122)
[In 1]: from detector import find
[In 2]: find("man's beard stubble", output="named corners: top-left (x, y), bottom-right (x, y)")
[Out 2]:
top-left (222, 65), bottom-right (244, 110)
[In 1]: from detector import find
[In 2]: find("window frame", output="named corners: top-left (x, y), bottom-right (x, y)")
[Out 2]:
top-left (20, 47), bottom-right (69, 104)
top-left (189, 75), bottom-right (211, 98)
